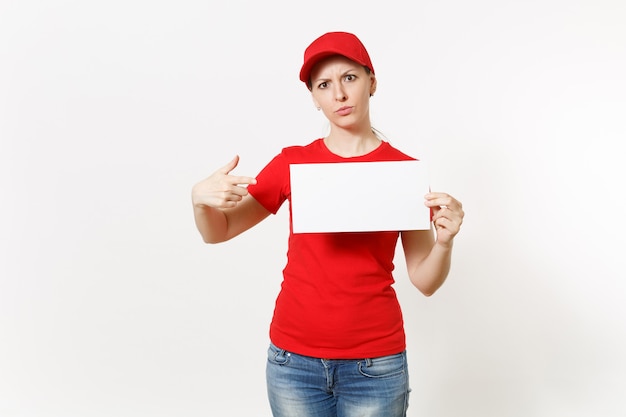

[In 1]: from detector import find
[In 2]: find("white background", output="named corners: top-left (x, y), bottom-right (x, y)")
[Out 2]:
top-left (1, 0), bottom-right (625, 416)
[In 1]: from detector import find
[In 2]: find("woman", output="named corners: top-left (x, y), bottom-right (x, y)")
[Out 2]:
top-left (191, 31), bottom-right (464, 417)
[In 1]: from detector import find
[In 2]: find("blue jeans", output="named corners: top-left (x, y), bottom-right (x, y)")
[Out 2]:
top-left (266, 343), bottom-right (411, 417)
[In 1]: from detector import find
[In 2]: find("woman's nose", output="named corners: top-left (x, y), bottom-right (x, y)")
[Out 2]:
top-left (334, 84), bottom-right (347, 101)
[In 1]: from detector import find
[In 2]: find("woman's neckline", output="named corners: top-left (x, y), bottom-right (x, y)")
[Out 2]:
top-left (321, 136), bottom-right (384, 159)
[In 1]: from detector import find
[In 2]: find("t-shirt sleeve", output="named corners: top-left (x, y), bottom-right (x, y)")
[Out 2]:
top-left (247, 151), bottom-right (289, 215)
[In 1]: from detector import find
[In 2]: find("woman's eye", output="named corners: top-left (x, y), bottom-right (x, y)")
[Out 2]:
top-left (345, 74), bottom-right (356, 81)
top-left (318, 81), bottom-right (328, 89)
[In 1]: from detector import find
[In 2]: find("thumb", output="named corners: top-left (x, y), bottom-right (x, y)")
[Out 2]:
top-left (219, 155), bottom-right (240, 175)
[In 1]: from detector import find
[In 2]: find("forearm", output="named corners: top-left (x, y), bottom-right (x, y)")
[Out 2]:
top-left (193, 204), bottom-right (228, 244)
top-left (408, 241), bottom-right (453, 296)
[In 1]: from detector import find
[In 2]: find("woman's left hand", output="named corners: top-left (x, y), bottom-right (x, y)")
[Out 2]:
top-left (424, 192), bottom-right (464, 246)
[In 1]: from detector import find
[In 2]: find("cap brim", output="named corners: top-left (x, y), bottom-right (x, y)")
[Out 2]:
top-left (299, 51), bottom-right (341, 84)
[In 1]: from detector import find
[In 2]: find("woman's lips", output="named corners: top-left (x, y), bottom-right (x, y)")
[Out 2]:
top-left (336, 106), bottom-right (353, 116)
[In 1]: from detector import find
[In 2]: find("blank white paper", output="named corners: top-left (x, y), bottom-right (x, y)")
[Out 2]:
top-left (289, 160), bottom-right (431, 233)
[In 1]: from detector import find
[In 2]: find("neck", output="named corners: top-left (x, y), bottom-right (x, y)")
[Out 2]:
top-left (324, 128), bottom-right (381, 157)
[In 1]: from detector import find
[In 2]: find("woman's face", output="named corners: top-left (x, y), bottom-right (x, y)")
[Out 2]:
top-left (309, 55), bottom-right (376, 130)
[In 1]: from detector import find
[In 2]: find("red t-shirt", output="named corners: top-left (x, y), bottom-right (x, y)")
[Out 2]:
top-left (248, 138), bottom-right (416, 359)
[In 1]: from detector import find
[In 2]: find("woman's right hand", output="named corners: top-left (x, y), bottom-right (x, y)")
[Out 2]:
top-left (191, 155), bottom-right (257, 209)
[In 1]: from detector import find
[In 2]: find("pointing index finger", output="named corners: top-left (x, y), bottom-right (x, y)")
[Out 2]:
top-left (229, 175), bottom-right (257, 186)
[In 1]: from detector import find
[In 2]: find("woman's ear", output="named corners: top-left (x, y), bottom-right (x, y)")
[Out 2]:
top-left (370, 75), bottom-right (377, 97)
top-left (312, 97), bottom-right (321, 111)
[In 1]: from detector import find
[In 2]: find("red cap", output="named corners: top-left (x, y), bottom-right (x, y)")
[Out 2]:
top-left (299, 32), bottom-right (375, 85)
